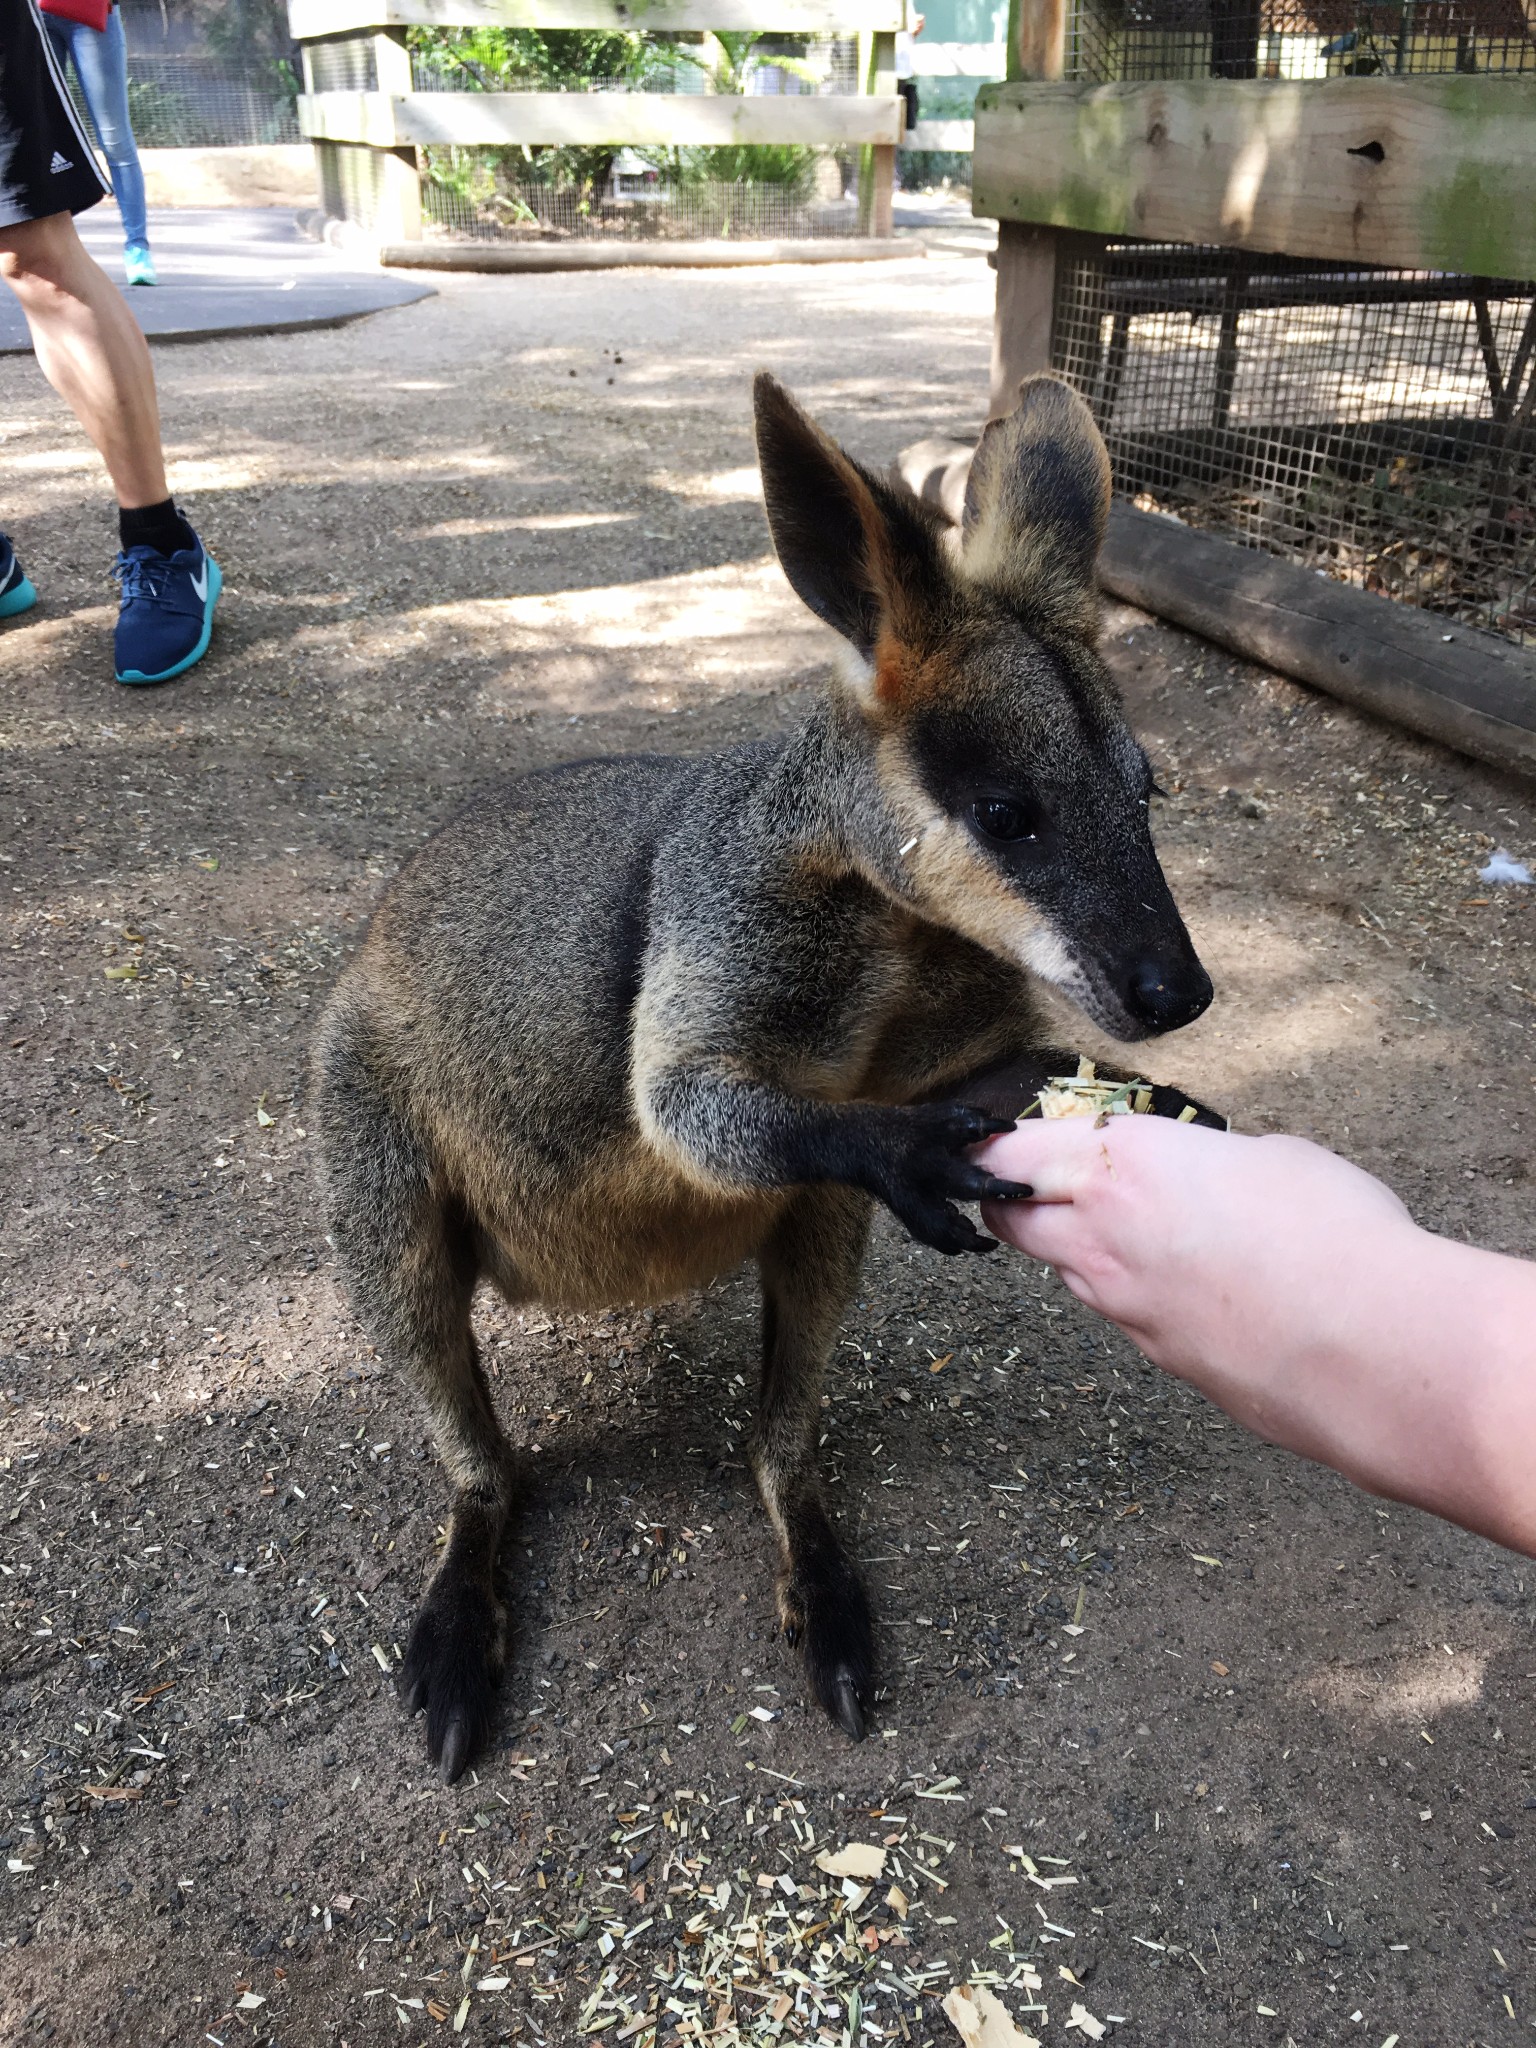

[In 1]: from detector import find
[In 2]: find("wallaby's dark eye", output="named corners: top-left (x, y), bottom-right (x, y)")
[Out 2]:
top-left (971, 797), bottom-right (1038, 844)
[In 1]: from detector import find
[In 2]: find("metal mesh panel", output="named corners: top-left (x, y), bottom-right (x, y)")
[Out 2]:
top-left (306, 36), bottom-right (379, 95)
top-left (115, 4), bottom-right (300, 146)
top-left (1067, 0), bottom-right (1534, 82)
top-left (316, 140), bottom-right (388, 231)
top-left (1054, 243), bottom-right (1536, 644)
top-left (420, 157), bottom-right (861, 240)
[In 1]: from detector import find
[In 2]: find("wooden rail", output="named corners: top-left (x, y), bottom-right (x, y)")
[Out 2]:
top-left (300, 88), bottom-right (903, 147)
top-left (972, 75), bottom-right (1536, 277)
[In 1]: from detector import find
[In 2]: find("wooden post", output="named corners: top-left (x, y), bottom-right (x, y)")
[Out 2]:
top-left (857, 26), bottom-right (897, 238)
top-left (371, 27), bottom-right (422, 241)
top-left (989, 223), bottom-right (1106, 417)
top-left (990, 0), bottom-right (1070, 414)
top-left (989, 220), bottom-right (1058, 414)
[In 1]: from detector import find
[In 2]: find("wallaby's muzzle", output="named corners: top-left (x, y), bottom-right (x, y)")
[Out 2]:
top-left (1122, 941), bottom-right (1214, 1036)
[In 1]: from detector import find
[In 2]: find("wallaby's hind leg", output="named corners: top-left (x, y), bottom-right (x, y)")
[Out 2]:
top-left (318, 1039), bottom-right (515, 1783)
top-left (752, 1186), bottom-right (874, 1741)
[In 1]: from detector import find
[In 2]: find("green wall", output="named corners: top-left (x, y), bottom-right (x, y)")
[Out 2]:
top-left (915, 0), bottom-right (1008, 44)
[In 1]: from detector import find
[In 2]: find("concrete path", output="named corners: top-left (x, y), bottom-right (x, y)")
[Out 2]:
top-left (0, 205), bottom-right (434, 355)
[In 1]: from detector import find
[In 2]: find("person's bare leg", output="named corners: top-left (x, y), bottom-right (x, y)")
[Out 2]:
top-left (0, 210), bottom-right (166, 509)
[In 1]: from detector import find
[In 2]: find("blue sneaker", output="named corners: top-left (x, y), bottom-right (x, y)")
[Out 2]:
top-left (0, 531), bottom-right (37, 619)
top-left (124, 243), bottom-right (158, 287)
top-left (113, 536), bottom-right (221, 685)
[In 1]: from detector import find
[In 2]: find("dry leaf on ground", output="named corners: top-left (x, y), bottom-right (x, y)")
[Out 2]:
top-left (943, 1982), bottom-right (1043, 2048)
top-left (813, 1842), bottom-right (887, 1881)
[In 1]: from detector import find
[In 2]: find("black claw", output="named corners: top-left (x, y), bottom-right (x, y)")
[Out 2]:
top-left (438, 1711), bottom-right (473, 1786)
top-left (782, 1619), bottom-right (801, 1649)
top-left (977, 1176), bottom-right (1033, 1201)
top-left (831, 1676), bottom-right (867, 1742)
top-left (400, 1578), bottom-right (504, 1783)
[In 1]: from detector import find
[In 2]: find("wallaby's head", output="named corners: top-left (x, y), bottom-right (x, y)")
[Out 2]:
top-left (753, 372), bottom-right (1212, 1044)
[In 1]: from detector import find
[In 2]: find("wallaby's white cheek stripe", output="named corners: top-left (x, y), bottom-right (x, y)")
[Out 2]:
top-left (1018, 924), bottom-right (1080, 991)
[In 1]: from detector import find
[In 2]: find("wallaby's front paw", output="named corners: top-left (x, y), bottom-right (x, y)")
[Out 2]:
top-left (1143, 1082), bottom-right (1228, 1130)
top-left (778, 1548), bottom-right (875, 1743)
top-left (870, 1103), bottom-right (1031, 1256)
top-left (400, 1576), bottom-right (507, 1785)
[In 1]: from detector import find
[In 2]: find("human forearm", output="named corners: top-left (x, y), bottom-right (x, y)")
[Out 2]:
top-left (1328, 1228), bottom-right (1536, 1554)
top-left (979, 1119), bottom-right (1536, 1557)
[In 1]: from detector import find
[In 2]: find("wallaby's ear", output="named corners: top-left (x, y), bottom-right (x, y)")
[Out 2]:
top-left (961, 373), bottom-right (1111, 635)
top-left (754, 372), bottom-right (950, 670)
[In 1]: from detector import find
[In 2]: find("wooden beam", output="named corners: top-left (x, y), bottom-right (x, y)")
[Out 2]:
top-left (973, 75), bottom-right (1536, 277)
top-left (1098, 504), bottom-right (1536, 778)
top-left (300, 88), bottom-right (905, 147)
top-left (989, 221), bottom-right (1054, 416)
top-left (289, 0), bottom-right (905, 36)
top-left (857, 29), bottom-right (898, 237)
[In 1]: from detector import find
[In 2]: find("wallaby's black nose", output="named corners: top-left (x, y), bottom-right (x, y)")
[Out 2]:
top-left (1126, 956), bottom-right (1213, 1033)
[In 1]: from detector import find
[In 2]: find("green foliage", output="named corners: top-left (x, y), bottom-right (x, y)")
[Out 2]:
top-left (409, 26), bottom-right (831, 222)
top-left (124, 74), bottom-right (295, 147)
top-left (406, 25), bottom-right (672, 91)
top-left (193, 0), bottom-right (294, 69)
top-left (650, 142), bottom-right (820, 198)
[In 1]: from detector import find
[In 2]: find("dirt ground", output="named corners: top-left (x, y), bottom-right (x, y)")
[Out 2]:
top-left (3, 233), bottom-right (1536, 2048)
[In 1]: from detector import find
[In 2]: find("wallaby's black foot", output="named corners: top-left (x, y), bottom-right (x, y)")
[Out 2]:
top-left (866, 1103), bottom-right (1030, 1256)
top-left (777, 1545), bottom-right (875, 1742)
top-left (400, 1577), bottom-right (507, 1784)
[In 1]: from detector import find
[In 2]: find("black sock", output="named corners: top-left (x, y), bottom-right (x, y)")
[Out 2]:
top-left (119, 498), bottom-right (196, 557)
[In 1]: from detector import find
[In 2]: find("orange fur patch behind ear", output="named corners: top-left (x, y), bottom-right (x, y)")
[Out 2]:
top-left (874, 632), bottom-right (912, 706)
top-left (873, 632), bottom-right (960, 711)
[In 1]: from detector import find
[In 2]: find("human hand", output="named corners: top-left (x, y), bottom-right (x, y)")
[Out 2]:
top-left (976, 1114), bottom-right (1536, 1555)
top-left (976, 1117), bottom-right (1414, 1461)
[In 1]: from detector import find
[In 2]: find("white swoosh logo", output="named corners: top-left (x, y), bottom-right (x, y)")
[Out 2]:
top-left (190, 559), bottom-right (209, 603)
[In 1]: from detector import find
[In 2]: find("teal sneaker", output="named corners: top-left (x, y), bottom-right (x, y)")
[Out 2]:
top-left (0, 532), bottom-right (37, 619)
top-left (124, 243), bottom-right (158, 287)
top-left (113, 535), bottom-right (221, 685)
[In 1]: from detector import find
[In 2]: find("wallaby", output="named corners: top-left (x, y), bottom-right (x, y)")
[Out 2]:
top-left (313, 371), bottom-right (1216, 1783)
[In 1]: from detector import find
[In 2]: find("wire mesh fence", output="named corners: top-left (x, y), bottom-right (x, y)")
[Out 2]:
top-left (1066, 0), bottom-right (1534, 82)
top-left (310, 30), bottom-right (873, 240)
top-left (116, 3), bottom-right (300, 147)
top-left (415, 154), bottom-right (861, 240)
top-left (1053, 242), bottom-right (1536, 644)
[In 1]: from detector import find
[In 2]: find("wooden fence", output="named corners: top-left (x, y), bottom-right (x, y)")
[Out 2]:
top-left (287, 0), bottom-right (909, 241)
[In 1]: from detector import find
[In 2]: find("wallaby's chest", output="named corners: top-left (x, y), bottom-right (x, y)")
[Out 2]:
top-left (846, 927), bottom-right (1043, 1105)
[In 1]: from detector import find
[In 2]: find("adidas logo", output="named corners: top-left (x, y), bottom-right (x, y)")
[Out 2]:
top-left (50, 150), bottom-right (73, 173)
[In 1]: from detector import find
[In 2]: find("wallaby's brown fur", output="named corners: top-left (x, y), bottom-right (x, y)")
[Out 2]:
top-left (314, 373), bottom-right (1215, 1781)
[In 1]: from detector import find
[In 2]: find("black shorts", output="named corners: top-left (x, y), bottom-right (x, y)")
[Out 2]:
top-left (0, 0), bottom-right (110, 229)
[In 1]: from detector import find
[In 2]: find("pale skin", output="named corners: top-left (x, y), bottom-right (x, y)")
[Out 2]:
top-left (977, 1116), bottom-right (1536, 1558)
top-left (0, 210), bottom-right (167, 509)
